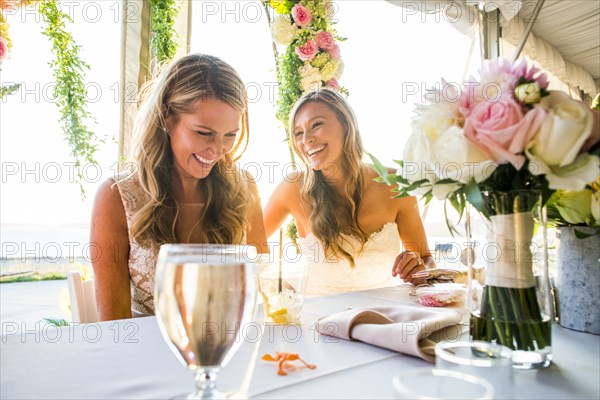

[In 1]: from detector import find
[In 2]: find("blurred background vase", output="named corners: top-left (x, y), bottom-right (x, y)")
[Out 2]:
top-left (556, 227), bottom-right (600, 335)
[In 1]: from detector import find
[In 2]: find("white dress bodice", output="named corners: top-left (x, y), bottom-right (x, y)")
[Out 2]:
top-left (297, 222), bottom-right (401, 296)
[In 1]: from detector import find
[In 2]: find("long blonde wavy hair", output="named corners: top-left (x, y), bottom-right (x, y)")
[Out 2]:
top-left (289, 89), bottom-right (368, 267)
top-left (124, 54), bottom-right (251, 250)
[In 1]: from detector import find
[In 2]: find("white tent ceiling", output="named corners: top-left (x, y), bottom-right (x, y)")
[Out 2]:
top-left (519, 0), bottom-right (599, 80)
top-left (386, 0), bottom-right (600, 94)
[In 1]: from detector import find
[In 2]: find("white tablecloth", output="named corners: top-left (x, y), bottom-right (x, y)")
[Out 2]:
top-left (1, 286), bottom-right (599, 399)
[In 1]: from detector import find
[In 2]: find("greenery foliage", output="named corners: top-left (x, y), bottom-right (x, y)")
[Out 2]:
top-left (150, 0), bottom-right (180, 66)
top-left (275, 45), bottom-right (303, 124)
top-left (0, 82), bottom-right (20, 98)
top-left (592, 93), bottom-right (600, 110)
top-left (0, 272), bottom-right (66, 283)
top-left (42, 318), bottom-right (69, 327)
top-left (39, 0), bottom-right (99, 196)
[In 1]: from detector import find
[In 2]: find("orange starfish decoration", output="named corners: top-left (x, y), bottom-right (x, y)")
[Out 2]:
top-left (262, 352), bottom-right (317, 376)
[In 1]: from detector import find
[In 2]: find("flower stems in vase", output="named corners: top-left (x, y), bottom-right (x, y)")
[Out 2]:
top-left (471, 286), bottom-right (551, 352)
top-left (468, 190), bottom-right (553, 369)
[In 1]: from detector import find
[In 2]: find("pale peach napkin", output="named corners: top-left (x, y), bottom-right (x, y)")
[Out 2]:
top-left (316, 305), bottom-right (463, 362)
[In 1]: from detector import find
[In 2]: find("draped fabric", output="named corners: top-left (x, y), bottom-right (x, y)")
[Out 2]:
top-left (118, 0), bottom-right (151, 160)
top-left (500, 3), bottom-right (599, 96)
top-left (118, 0), bottom-right (192, 160)
top-left (385, 0), bottom-right (599, 96)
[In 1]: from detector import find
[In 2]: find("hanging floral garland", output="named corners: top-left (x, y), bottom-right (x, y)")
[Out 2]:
top-left (1, 0), bottom-right (100, 196)
top-left (266, 0), bottom-right (346, 129)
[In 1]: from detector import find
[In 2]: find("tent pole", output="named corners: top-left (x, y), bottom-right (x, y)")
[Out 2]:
top-left (482, 8), bottom-right (500, 60)
top-left (512, 0), bottom-right (546, 61)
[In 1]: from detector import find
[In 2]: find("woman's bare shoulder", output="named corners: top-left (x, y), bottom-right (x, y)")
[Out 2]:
top-left (93, 178), bottom-right (127, 224)
top-left (276, 170), bottom-right (303, 193)
top-left (95, 177), bottom-right (122, 202)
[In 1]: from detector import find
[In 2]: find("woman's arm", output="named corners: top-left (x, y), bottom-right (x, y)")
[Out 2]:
top-left (391, 196), bottom-right (437, 284)
top-left (245, 177), bottom-right (269, 254)
top-left (263, 177), bottom-right (298, 239)
top-left (90, 178), bottom-right (132, 321)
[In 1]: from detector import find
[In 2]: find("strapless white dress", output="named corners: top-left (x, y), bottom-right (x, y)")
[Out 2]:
top-left (297, 222), bottom-right (401, 296)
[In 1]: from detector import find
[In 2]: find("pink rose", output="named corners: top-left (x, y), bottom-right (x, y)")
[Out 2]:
top-left (464, 98), bottom-right (547, 168)
top-left (316, 31), bottom-right (335, 50)
top-left (327, 44), bottom-right (341, 60)
top-left (295, 40), bottom-right (318, 62)
top-left (0, 36), bottom-right (8, 62)
top-left (291, 4), bottom-right (312, 28)
top-left (325, 78), bottom-right (339, 91)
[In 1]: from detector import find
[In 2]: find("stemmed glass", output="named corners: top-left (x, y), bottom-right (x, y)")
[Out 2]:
top-left (154, 244), bottom-right (258, 399)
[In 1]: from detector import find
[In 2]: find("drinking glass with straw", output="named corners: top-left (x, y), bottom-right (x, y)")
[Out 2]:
top-left (258, 228), bottom-right (308, 324)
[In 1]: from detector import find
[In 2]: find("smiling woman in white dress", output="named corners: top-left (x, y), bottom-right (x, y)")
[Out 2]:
top-left (263, 89), bottom-right (435, 296)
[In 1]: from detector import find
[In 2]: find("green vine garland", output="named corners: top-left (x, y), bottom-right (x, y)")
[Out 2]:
top-left (0, 82), bottom-right (20, 98)
top-left (2, 0), bottom-right (181, 196)
top-left (39, 0), bottom-right (99, 196)
top-left (275, 44), bottom-right (303, 125)
top-left (149, 0), bottom-right (180, 66)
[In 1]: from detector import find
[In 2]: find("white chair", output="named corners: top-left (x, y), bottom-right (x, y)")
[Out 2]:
top-left (67, 271), bottom-right (99, 323)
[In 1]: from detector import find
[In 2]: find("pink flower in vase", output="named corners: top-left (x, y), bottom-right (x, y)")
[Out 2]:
top-left (291, 4), bottom-right (312, 28)
top-left (325, 77), bottom-right (339, 91)
top-left (295, 40), bottom-right (318, 62)
top-left (512, 58), bottom-right (549, 90)
top-left (463, 97), bottom-right (547, 168)
top-left (316, 31), bottom-right (335, 50)
top-left (327, 44), bottom-right (341, 60)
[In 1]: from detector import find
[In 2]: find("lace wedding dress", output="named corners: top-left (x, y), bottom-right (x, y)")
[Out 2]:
top-left (297, 222), bottom-right (401, 296)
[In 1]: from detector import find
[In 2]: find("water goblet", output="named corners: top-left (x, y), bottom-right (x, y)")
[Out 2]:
top-left (435, 340), bottom-right (514, 398)
top-left (154, 244), bottom-right (258, 399)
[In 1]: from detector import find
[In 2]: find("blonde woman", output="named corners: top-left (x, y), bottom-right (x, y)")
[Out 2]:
top-left (91, 54), bottom-right (267, 320)
top-left (264, 89), bottom-right (434, 295)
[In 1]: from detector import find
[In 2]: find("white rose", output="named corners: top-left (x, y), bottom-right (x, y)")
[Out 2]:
top-left (298, 64), bottom-right (322, 93)
top-left (412, 80), bottom-right (463, 142)
top-left (271, 15), bottom-right (299, 46)
top-left (402, 131), bottom-right (437, 188)
top-left (332, 59), bottom-right (344, 80)
top-left (528, 153), bottom-right (599, 190)
top-left (526, 91), bottom-right (599, 190)
top-left (433, 126), bottom-right (498, 184)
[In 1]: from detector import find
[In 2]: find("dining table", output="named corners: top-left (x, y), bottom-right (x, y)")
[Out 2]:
top-left (1, 285), bottom-right (599, 399)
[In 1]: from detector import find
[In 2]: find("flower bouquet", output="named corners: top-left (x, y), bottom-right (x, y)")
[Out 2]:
top-left (371, 57), bottom-right (600, 368)
top-left (266, 0), bottom-right (345, 127)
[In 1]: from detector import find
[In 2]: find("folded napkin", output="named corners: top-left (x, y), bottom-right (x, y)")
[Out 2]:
top-left (316, 305), bottom-right (463, 362)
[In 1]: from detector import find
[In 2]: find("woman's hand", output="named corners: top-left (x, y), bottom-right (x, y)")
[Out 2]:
top-left (391, 251), bottom-right (429, 285)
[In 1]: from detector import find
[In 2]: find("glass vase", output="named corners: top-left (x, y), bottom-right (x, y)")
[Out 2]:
top-left (466, 190), bottom-right (552, 369)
